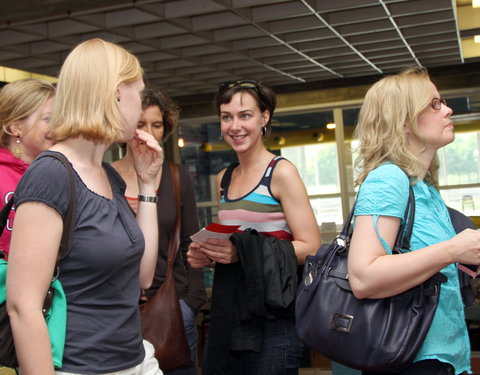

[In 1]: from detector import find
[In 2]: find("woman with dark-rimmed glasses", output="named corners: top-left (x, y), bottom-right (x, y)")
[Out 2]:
top-left (349, 67), bottom-right (480, 375)
top-left (188, 80), bottom-right (321, 374)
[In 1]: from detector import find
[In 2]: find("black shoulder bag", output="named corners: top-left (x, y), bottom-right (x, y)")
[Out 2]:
top-left (296, 187), bottom-right (447, 373)
top-left (0, 152), bottom-right (77, 368)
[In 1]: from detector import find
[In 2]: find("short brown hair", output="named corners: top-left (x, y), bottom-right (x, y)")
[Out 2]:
top-left (214, 80), bottom-right (277, 138)
top-left (142, 88), bottom-right (180, 140)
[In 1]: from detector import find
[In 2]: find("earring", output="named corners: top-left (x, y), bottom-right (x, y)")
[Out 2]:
top-left (220, 130), bottom-right (223, 139)
top-left (261, 126), bottom-right (267, 137)
top-left (117, 97), bottom-right (120, 102)
top-left (12, 135), bottom-right (22, 158)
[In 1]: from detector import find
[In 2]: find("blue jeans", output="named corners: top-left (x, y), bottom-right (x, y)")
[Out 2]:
top-left (164, 299), bottom-right (198, 375)
top-left (202, 318), bottom-right (302, 375)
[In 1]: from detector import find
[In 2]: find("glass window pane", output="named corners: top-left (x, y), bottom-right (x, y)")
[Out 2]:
top-left (310, 197), bottom-right (343, 225)
top-left (343, 108), bottom-right (361, 192)
top-left (440, 187), bottom-right (480, 216)
top-left (282, 143), bottom-right (340, 195)
top-left (438, 131), bottom-right (480, 186)
top-left (310, 197), bottom-right (343, 242)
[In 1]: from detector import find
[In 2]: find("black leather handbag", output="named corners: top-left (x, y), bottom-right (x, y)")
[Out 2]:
top-left (296, 187), bottom-right (447, 373)
top-left (139, 163), bottom-right (193, 372)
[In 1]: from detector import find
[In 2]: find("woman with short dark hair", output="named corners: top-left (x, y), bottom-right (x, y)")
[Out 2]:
top-left (188, 80), bottom-right (321, 375)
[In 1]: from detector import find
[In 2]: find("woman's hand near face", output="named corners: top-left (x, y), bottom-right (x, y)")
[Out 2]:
top-left (130, 129), bottom-right (163, 190)
top-left (132, 129), bottom-right (163, 289)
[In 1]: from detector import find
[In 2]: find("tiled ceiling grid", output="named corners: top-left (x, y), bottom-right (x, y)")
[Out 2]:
top-left (0, 0), bottom-right (466, 98)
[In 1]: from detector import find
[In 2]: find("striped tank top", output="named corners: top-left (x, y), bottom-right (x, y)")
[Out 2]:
top-left (218, 156), bottom-right (293, 240)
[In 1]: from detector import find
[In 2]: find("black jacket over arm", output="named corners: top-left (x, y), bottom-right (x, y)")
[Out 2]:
top-left (206, 229), bottom-right (297, 375)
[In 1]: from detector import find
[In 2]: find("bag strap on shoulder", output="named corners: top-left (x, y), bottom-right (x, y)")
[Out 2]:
top-left (340, 185), bottom-right (415, 251)
top-left (220, 162), bottom-right (239, 199)
top-left (0, 197), bottom-right (14, 238)
top-left (393, 186), bottom-right (415, 253)
top-left (45, 153), bottom-right (77, 261)
top-left (166, 163), bottom-right (181, 270)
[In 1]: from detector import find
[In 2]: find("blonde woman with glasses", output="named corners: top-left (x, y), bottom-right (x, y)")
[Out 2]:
top-left (349, 67), bottom-right (480, 375)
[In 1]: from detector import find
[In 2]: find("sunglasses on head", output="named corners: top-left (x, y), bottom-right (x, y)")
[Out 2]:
top-left (219, 80), bottom-right (259, 91)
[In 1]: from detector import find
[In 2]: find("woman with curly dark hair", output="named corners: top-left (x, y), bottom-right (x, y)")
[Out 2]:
top-left (112, 88), bottom-right (207, 375)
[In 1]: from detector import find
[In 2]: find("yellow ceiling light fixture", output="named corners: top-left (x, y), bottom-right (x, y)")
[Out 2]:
top-left (178, 137), bottom-right (185, 148)
top-left (313, 132), bottom-right (325, 142)
top-left (0, 66), bottom-right (57, 83)
top-left (461, 37), bottom-right (480, 57)
top-left (274, 136), bottom-right (287, 146)
top-left (326, 123), bottom-right (336, 130)
top-left (456, 0), bottom-right (480, 59)
top-left (201, 142), bottom-right (213, 152)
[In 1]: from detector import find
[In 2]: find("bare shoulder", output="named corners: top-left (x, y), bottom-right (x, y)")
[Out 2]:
top-left (271, 158), bottom-right (305, 200)
top-left (272, 158), bottom-right (300, 181)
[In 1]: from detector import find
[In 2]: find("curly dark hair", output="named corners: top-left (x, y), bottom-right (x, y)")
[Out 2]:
top-left (142, 88), bottom-right (180, 139)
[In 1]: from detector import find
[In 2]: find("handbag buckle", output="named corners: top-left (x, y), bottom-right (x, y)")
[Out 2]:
top-left (304, 271), bottom-right (314, 287)
top-left (330, 313), bottom-right (353, 333)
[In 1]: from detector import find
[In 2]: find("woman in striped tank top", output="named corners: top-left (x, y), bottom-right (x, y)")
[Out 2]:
top-left (188, 80), bottom-right (321, 374)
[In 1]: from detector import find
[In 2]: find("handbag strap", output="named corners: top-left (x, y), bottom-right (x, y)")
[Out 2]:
top-left (0, 196), bottom-right (14, 238)
top-left (49, 153), bottom-right (77, 261)
top-left (165, 163), bottom-right (181, 273)
top-left (0, 152), bottom-right (77, 262)
top-left (339, 184), bottom-right (415, 251)
top-left (393, 186), bottom-right (415, 253)
top-left (220, 162), bottom-right (239, 199)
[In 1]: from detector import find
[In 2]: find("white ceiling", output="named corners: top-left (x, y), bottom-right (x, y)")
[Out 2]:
top-left (0, 0), bottom-right (478, 98)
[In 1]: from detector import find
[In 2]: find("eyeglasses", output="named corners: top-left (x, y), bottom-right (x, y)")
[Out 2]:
top-left (431, 97), bottom-right (446, 110)
top-left (219, 80), bottom-right (258, 92)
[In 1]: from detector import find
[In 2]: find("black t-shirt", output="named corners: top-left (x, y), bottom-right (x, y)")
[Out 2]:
top-left (15, 151), bottom-right (145, 373)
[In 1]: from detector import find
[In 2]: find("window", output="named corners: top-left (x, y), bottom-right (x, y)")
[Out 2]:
top-left (282, 144), bottom-right (344, 235)
top-left (282, 143), bottom-right (340, 195)
top-left (438, 130), bottom-right (480, 216)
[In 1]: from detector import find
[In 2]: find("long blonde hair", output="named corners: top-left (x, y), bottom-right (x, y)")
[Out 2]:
top-left (354, 66), bottom-right (438, 185)
top-left (0, 79), bottom-right (55, 147)
top-left (49, 38), bottom-right (143, 143)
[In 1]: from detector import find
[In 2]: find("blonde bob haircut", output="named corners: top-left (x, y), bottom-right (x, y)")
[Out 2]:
top-left (49, 38), bottom-right (143, 143)
top-left (354, 66), bottom-right (438, 186)
top-left (0, 78), bottom-right (55, 147)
